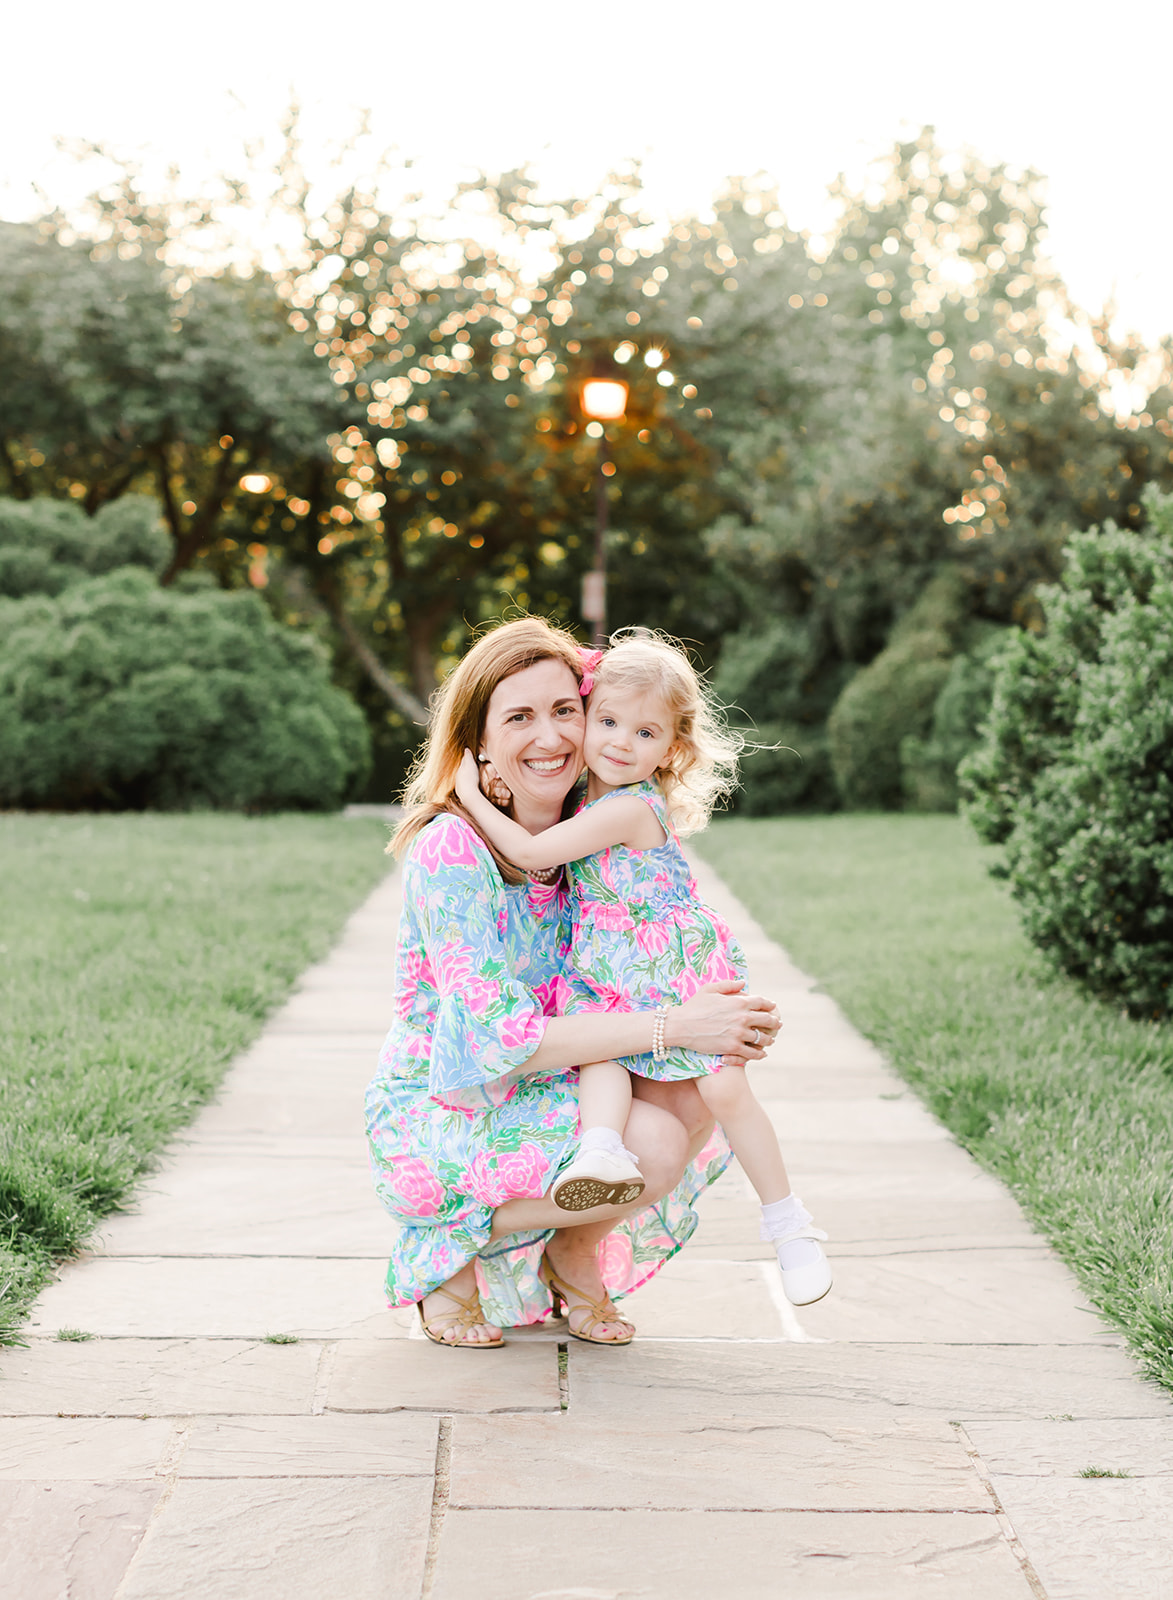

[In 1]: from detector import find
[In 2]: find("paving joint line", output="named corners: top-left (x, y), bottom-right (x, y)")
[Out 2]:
top-left (953, 1422), bottom-right (1050, 1598)
top-left (419, 1415), bottom-right (452, 1600)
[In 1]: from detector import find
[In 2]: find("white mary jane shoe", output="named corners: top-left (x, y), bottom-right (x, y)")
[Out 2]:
top-left (772, 1227), bottom-right (833, 1306)
top-left (551, 1149), bottom-right (646, 1212)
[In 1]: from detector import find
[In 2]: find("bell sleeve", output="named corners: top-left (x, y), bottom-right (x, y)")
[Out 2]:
top-left (405, 815), bottom-right (550, 1111)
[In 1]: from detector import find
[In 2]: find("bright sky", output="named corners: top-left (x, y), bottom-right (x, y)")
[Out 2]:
top-left (5, 0), bottom-right (1172, 343)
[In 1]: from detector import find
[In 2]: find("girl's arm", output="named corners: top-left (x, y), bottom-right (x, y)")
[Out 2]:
top-left (454, 750), bottom-right (663, 869)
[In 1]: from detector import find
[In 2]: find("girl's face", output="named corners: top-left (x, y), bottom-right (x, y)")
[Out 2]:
top-left (480, 658), bottom-right (585, 821)
top-left (584, 686), bottom-right (677, 792)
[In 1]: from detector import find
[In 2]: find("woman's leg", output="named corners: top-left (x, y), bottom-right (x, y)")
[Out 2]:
top-left (632, 1076), bottom-right (715, 1162)
top-left (419, 1259), bottom-right (503, 1346)
top-left (490, 1094), bottom-right (689, 1237)
top-left (491, 1096), bottom-right (691, 1341)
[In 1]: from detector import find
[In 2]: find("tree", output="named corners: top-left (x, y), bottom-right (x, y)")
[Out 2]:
top-left (0, 219), bottom-right (344, 583)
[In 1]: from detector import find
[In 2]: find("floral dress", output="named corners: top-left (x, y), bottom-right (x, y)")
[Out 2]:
top-left (365, 811), bottom-right (731, 1327)
top-left (565, 780), bottom-right (748, 1082)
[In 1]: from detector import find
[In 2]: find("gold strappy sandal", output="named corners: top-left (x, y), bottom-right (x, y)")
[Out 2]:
top-left (417, 1285), bottom-right (504, 1350)
top-left (540, 1258), bottom-right (634, 1346)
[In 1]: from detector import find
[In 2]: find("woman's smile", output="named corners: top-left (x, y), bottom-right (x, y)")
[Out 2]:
top-left (480, 658), bottom-right (585, 826)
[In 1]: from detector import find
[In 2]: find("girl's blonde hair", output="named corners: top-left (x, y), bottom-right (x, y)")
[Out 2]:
top-left (590, 630), bottom-right (742, 836)
top-left (389, 616), bottom-right (584, 882)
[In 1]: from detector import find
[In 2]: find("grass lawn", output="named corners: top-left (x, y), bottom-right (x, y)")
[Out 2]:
top-left (0, 813), bottom-right (391, 1342)
top-left (698, 815), bottom-right (1173, 1391)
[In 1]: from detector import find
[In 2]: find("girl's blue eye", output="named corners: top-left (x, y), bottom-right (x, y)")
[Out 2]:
top-left (638, 729), bottom-right (652, 739)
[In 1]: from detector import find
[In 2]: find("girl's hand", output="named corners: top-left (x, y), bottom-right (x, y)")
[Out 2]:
top-left (670, 980), bottom-right (781, 1061)
top-left (455, 749), bottom-right (482, 810)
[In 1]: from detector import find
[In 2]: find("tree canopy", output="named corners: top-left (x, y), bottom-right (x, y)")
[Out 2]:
top-left (4, 128), bottom-right (1170, 804)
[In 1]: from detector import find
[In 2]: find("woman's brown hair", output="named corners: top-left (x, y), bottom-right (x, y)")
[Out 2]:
top-left (389, 616), bottom-right (585, 882)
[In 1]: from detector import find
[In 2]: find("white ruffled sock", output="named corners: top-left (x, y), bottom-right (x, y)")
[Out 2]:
top-left (760, 1194), bottom-right (823, 1269)
top-left (578, 1127), bottom-right (640, 1166)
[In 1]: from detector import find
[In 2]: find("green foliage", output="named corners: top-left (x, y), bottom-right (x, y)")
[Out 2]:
top-left (0, 221), bottom-right (343, 582)
top-left (0, 813), bottom-right (390, 1341)
top-left (0, 495), bottom-right (169, 597)
top-left (0, 569), bottom-right (371, 810)
top-left (827, 571), bottom-right (966, 808)
top-left (961, 487), bottom-right (1173, 1015)
top-left (5, 131), bottom-right (1173, 802)
top-left (698, 815), bottom-right (1173, 1393)
top-left (900, 624), bottom-right (1012, 811)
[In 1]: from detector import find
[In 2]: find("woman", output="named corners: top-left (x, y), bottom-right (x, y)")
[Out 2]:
top-left (365, 617), bottom-right (780, 1347)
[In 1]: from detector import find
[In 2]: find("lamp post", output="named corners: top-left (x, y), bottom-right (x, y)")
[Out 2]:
top-left (579, 377), bottom-right (628, 648)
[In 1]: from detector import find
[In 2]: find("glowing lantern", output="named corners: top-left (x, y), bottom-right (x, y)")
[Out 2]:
top-left (580, 379), bottom-right (628, 422)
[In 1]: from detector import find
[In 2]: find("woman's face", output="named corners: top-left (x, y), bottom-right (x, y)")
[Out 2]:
top-left (480, 658), bottom-right (585, 820)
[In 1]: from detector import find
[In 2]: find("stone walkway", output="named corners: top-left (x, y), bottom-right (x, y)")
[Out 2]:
top-left (3, 856), bottom-right (1171, 1599)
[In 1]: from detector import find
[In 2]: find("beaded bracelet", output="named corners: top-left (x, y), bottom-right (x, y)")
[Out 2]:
top-left (652, 1004), bottom-right (668, 1062)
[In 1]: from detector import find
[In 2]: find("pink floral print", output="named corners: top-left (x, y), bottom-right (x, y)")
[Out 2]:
top-left (366, 812), bottom-right (731, 1327)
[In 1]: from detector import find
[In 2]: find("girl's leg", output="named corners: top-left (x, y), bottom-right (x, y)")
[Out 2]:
top-left (578, 1058), bottom-right (633, 1135)
top-left (696, 1064), bottom-right (832, 1305)
top-left (695, 1064), bottom-right (791, 1203)
top-left (550, 1060), bottom-right (643, 1211)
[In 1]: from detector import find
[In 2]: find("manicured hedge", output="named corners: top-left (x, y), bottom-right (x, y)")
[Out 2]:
top-left (0, 568), bottom-right (370, 810)
top-left (962, 487), bottom-right (1173, 1016)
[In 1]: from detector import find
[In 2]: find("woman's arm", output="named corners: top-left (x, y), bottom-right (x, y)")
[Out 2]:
top-left (455, 751), bottom-right (662, 870)
top-left (521, 980), bottom-right (780, 1073)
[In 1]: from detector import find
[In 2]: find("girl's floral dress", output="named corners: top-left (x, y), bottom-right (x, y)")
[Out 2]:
top-left (365, 811), bottom-right (730, 1328)
top-left (565, 779), bottom-right (747, 1082)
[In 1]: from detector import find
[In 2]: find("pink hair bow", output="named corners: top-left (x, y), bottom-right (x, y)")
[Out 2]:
top-left (578, 646), bottom-right (604, 697)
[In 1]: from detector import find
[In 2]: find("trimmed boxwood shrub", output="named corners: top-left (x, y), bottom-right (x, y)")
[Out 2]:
top-left (827, 570), bottom-right (966, 809)
top-left (0, 495), bottom-right (169, 597)
top-left (900, 624), bottom-right (1012, 811)
top-left (960, 486), bottom-right (1173, 1016)
top-left (0, 568), bottom-right (371, 810)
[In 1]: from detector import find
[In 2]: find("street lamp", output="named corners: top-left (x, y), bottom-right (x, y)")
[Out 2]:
top-left (579, 378), bottom-right (629, 647)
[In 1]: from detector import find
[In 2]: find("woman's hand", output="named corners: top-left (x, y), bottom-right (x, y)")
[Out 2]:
top-left (669, 980), bottom-right (781, 1062)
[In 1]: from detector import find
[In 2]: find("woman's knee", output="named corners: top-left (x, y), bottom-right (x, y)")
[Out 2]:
top-left (632, 1077), bottom-right (712, 1142)
top-left (622, 1099), bottom-right (688, 1190)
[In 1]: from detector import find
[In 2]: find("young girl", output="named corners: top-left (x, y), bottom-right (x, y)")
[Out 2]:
top-left (454, 631), bottom-right (831, 1307)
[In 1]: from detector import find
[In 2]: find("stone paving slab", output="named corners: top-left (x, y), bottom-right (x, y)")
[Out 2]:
top-left (91, 1153), bottom-right (392, 1257)
top-left (326, 1339), bottom-right (560, 1414)
top-left (25, 1256), bottom-right (401, 1340)
top-left (618, 1258), bottom-right (785, 1339)
top-left (619, 1250), bottom-right (1109, 1346)
top-left (190, 1088), bottom-right (378, 1137)
top-left (982, 1478), bottom-right (1173, 1599)
top-left (430, 1508), bottom-right (1038, 1600)
top-left (758, 1094), bottom-right (954, 1142)
top-left (794, 1248), bottom-right (1111, 1345)
top-left (0, 1417), bottom-right (175, 1478)
top-left (0, 1339), bottom-right (322, 1417)
top-left (178, 1413), bottom-right (438, 1477)
top-left (448, 1412), bottom-right (989, 1510)
top-left (965, 1416), bottom-right (1173, 1476)
top-left (690, 1167), bottom-right (1039, 1256)
top-left (0, 1480), bottom-right (163, 1600)
top-left (114, 1477), bottom-right (431, 1600)
top-left (567, 1342), bottom-right (1169, 1424)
